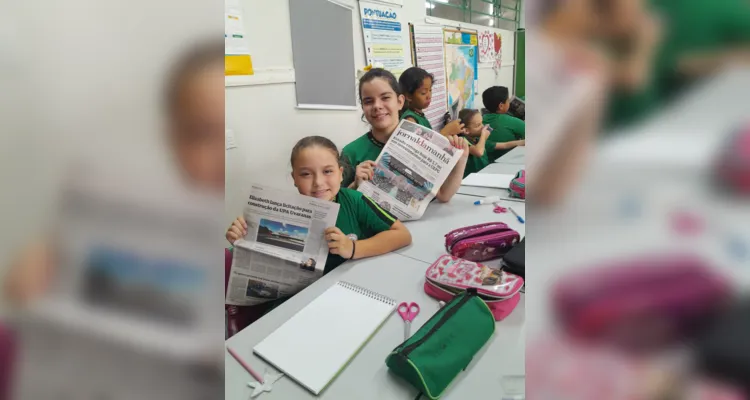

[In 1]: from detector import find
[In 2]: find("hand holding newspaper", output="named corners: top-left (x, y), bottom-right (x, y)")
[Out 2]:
top-left (226, 184), bottom-right (339, 306)
top-left (357, 120), bottom-right (464, 221)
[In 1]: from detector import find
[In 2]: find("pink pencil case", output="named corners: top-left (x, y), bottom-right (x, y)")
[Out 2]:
top-left (444, 222), bottom-right (520, 262)
top-left (509, 169), bottom-right (525, 199)
top-left (424, 254), bottom-right (524, 320)
top-left (553, 253), bottom-right (731, 349)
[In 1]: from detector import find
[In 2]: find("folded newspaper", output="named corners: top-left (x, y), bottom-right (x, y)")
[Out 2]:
top-left (508, 96), bottom-right (525, 121)
top-left (226, 184), bottom-right (339, 306)
top-left (358, 120), bottom-right (464, 221)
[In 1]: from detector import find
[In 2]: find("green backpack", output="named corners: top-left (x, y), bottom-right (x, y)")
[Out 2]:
top-left (385, 290), bottom-right (495, 399)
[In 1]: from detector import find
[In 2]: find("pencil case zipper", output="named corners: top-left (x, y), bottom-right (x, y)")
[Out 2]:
top-left (401, 291), bottom-right (475, 357)
top-left (444, 222), bottom-right (511, 252)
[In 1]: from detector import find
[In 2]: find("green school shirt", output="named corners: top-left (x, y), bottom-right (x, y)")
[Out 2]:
top-left (325, 187), bottom-right (397, 273)
top-left (341, 131), bottom-right (386, 188)
top-left (460, 134), bottom-right (491, 177)
top-left (607, 0), bottom-right (750, 129)
top-left (483, 113), bottom-right (525, 162)
top-left (401, 109), bottom-right (432, 130)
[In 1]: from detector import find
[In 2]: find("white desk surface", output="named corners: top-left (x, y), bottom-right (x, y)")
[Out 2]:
top-left (397, 194), bottom-right (525, 265)
top-left (481, 162), bottom-right (524, 175)
top-left (493, 146), bottom-right (525, 164)
top-left (226, 252), bottom-right (525, 399)
top-left (458, 149), bottom-right (525, 197)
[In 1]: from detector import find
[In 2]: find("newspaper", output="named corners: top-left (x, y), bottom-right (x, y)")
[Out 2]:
top-left (508, 96), bottom-right (525, 121)
top-left (358, 120), bottom-right (464, 221)
top-left (226, 184), bottom-right (339, 306)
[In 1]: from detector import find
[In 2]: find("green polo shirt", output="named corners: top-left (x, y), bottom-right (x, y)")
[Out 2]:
top-left (482, 113), bottom-right (525, 162)
top-left (325, 187), bottom-right (397, 273)
top-left (607, 0), bottom-right (750, 129)
top-left (401, 109), bottom-right (432, 130)
top-left (460, 134), bottom-right (491, 177)
top-left (341, 131), bottom-right (386, 188)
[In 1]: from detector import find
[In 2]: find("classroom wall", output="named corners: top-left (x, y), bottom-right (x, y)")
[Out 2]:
top-left (226, 0), bottom-right (517, 223)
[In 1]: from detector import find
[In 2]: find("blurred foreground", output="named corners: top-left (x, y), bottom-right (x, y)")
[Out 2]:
top-left (0, 1), bottom-right (224, 398)
top-left (526, 0), bottom-right (750, 398)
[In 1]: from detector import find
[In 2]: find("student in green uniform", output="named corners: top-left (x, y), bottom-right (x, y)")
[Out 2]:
top-left (398, 67), bottom-right (465, 136)
top-left (481, 86), bottom-right (526, 162)
top-left (226, 136), bottom-right (412, 274)
top-left (458, 109), bottom-right (492, 177)
top-left (604, 0), bottom-right (750, 128)
top-left (340, 68), bottom-right (469, 202)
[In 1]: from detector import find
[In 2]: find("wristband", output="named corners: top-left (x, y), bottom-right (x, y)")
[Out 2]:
top-left (349, 239), bottom-right (356, 260)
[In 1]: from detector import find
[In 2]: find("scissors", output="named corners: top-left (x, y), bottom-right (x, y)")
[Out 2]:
top-left (493, 202), bottom-right (508, 214)
top-left (397, 302), bottom-right (420, 340)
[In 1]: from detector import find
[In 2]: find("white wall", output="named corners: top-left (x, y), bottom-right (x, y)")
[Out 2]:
top-left (226, 0), bottom-right (517, 222)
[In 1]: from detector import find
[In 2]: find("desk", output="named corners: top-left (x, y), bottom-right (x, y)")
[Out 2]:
top-left (481, 162), bottom-right (523, 175)
top-left (493, 146), bottom-right (525, 164)
top-left (226, 252), bottom-right (525, 399)
top-left (458, 144), bottom-right (525, 197)
top-left (397, 194), bottom-right (526, 265)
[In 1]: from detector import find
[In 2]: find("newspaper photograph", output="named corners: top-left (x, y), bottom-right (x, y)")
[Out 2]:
top-left (358, 120), bottom-right (464, 221)
top-left (226, 184), bottom-right (339, 306)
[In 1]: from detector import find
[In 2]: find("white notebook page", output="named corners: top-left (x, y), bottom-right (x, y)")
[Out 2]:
top-left (253, 281), bottom-right (396, 395)
top-left (462, 173), bottom-right (515, 189)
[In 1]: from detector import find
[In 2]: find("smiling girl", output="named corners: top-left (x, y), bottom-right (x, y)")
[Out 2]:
top-left (340, 68), bottom-right (469, 201)
top-left (226, 136), bottom-right (411, 274)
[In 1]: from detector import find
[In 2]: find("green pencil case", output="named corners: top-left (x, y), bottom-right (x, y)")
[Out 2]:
top-left (385, 289), bottom-right (495, 399)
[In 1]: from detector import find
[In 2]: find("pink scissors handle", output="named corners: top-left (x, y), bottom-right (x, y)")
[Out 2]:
top-left (398, 302), bottom-right (420, 322)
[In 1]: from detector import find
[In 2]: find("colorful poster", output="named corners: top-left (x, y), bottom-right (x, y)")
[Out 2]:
top-left (359, 1), bottom-right (410, 75)
top-left (412, 25), bottom-right (448, 131)
top-left (478, 29), bottom-right (496, 63)
top-left (494, 32), bottom-right (503, 70)
top-left (445, 45), bottom-right (477, 111)
top-left (225, 0), bottom-right (253, 75)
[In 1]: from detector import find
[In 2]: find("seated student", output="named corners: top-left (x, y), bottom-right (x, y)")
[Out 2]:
top-left (398, 66), bottom-right (465, 136)
top-left (225, 136), bottom-right (412, 326)
top-left (481, 86), bottom-right (526, 162)
top-left (458, 109), bottom-right (492, 177)
top-left (341, 68), bottom-right (469, 202)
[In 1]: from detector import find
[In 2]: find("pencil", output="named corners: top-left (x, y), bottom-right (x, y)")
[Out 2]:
top-left (227, 346), bottom-right (265, 384)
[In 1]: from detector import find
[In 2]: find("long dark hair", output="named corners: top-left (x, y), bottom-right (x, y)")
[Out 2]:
top-left (398, 67), bottom-right (434, 112)
top-left (358, 68), bottom-right (401, 103)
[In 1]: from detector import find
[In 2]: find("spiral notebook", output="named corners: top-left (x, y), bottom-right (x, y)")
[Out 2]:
top-left (253, 281), bottom-right (397, 395)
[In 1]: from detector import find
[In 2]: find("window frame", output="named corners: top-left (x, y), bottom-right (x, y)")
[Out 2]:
top-left (425, 0), bottom-right (521, 30)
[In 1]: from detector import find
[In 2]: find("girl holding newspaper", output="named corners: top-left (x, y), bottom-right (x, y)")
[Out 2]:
top-left (225, 136), bottom-right (411, 269)
top-left (225, 136), bottom-right (411, 329)
top-left (340, 68), bottom-right (469, 202)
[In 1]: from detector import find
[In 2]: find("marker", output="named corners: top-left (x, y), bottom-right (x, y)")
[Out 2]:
top-left (474, 196), bottom-right (502, 205)
top-left (227, 346), bottom-right (265, 384)
top-left (508, 207), bottom-right (525, 224)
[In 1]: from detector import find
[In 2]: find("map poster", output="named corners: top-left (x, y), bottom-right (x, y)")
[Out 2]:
top-left (445, 44), bottom-right (477, 112)
top-left (443, 28), bottom-right (478, 114)
top-left (478, 29), bottom-right (496, 63)
top-left (359, 1), bottom-right (410, 76)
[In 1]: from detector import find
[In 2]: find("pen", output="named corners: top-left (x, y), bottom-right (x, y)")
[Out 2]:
top-left (227, 346), bottom-right (265, 384)
top-left (474, 196), bottom-right (502, 205)
top-left (508, 207), bottom-right (524, 224)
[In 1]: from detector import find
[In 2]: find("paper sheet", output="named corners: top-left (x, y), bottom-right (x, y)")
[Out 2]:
top-left (412, 25), bottom-right (448, 131)
top-left (461, 173), bottom-right (515, 189)
top-left (359, 2), bottom-right (410, 75)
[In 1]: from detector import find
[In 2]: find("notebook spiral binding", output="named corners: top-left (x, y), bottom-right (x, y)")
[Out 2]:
top-left (338, 281), bottom-right (396, 306)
